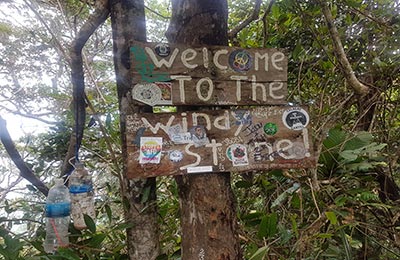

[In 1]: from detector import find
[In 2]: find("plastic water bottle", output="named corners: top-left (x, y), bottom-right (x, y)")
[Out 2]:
top-left (43, 178), bottom-right (70, 253)
top-left (69, 162), bottom-right (95, 230)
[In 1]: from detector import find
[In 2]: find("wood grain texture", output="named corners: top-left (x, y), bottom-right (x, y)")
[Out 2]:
top-left (126, 106), bottom-right (316, 178)
top-left (130, 41), bottom-right (288, 106)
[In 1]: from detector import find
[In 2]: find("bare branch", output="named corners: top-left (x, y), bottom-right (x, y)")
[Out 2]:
top-left (61, 0), bottom-right (110, 176)
top-left (228, 0), bottom-right (263, 40)
top-left (0, 105), bottom-right (57, 125)
top-left (145, 4), bottom-right (171, 20)
top-left (0, 116), bottom-right (49, 196)
top-left (319, 1), bottom-right (370, 96)
top-left (23, 0), bottom-right (69, 63)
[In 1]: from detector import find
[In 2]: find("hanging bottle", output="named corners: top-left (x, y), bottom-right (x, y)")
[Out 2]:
top-left (43, 178), bottom-right (71, 253)
top-left (68, 162), bottom-right (95, 230)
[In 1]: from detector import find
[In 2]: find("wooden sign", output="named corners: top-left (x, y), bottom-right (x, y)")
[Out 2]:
top-left (126, 106), bottom-right (316, 178)
top-left (130, 41), bottom-right (287, 106)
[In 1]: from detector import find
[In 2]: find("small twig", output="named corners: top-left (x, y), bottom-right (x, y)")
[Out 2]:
top-left (144, 5), bottom-right (171, 20)
top-left (308, 178), bottom-right (321, 217)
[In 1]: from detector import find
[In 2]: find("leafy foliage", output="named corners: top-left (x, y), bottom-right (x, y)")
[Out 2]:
top-left (0, 0), bottom-right (399, 259)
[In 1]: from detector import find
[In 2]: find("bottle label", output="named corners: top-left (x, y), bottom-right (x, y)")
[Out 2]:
top-left (69, 184), bottom-right (93, 194)
top-left (45, 202), bottom-right (71, 217)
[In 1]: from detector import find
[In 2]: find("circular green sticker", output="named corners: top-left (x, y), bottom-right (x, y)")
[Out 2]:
top-left (264, 122), bottom-right (278, 136)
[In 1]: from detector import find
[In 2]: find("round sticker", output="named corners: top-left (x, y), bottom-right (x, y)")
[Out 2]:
top-left (229, 50), bottom-right (252, 72)
top-left (169, 150), bottom-right (183, 162)
top-left (155, 43), bottom-right (171, 57)
top-left (282, 108), bottom-right (309, 130)
top-left (288, 142), bottom-right (310, 159)
top-left (264, 122), bottom-right (278, 136)
top-left (131, 83), bottom-right (162, 106)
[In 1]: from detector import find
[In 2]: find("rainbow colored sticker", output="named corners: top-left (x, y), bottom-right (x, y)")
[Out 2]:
top-left (139, 137), bottom-right (162, 164)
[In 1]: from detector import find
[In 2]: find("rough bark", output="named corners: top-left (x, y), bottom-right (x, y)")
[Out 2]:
top-left (0, 116), bottom-right (49, 196)
top-left (109, 0), bottom-right (160, 259)
top-left (167, 0), bottom-right (241, 259)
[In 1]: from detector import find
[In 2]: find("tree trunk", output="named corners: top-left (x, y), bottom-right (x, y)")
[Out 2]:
top-left (110, 1), bottom-right (160, 259)
top-left (166, 0), bottom-right (241, 259)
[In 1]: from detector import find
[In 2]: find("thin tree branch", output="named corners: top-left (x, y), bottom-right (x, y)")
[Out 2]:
top-left (61, 0), bottom-right (110, 176)
top-left (228, 0), bottom-right (263, 40)
top-left (23, 0), bottom-right (69, 64)
top-left (144, 4), bottom-right (171, 20)
top-left (0, 105), bottom-right (57, 125)
top-left (0, 116), bottom-right (49, 196)
top-left (84, 94), bottom-right (120, 173)
top-left (319, 1), bottom-right (370, 96)
top-left (261, 0), bottom-right (275, 47)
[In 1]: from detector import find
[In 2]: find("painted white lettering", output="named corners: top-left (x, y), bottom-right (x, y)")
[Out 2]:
top-left (181, 112), bottom-right (188, 132)
top-left (171, 75), bottom-right (191, 103)
top-left (192, 113), bottom-right (212, 130)
top-left (251, 75), bottom-right (267, 101)
top-left (180, 143), bottom-right (201, 170)
top-left (145, 47), bottom-right (179, 68)
top-left (213, 49), bottom-right (228, 70)
top-left (213, 110), bottom-right (230, 130)
top-left (271, 52), bottom-right (285, 71)
top-left (196, 77), bottom-right (213, 101)
top-left (202, 47), bottom-right (209, 69)
top-left (205, 139), bottom-right (222, 166)
top-left (230, 75), bottom-right (248, 102)
top-left (277, 139), bottom-right (296, 159)
top-left (255, 142), bottom-right (274, 161)
top-left (255, 52), bottom-right (269, 71)
top-left (234, 123), bottom-right (243, 137)
top-left (181, 48), bottom-right (198, 69)
top-left (141, 116), bottom-right (175, 134)
top-left (269, 82), bottom-right (285, 99)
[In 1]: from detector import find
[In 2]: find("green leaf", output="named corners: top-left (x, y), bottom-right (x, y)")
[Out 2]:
top-left (292, 42), bottom-right (303, 60)
top-left (325, 211), bottom-right (338, 225)
top-left (84, 214), bottom-right (96, 233)
top-left (105, 204), bottom-right (112, 223)
top-left (235, 180), bottom-right (253, 188)
top-left (318, 233), bottom-right (334, 239)
top-left (52, 248), bottom-right (81, 260)
top-left (334, 195), bottom-right (347, 207)
top-left (87, 233), bottom-right (107, 248)
top-left (258, 213), bottom-right (278, 238)
top-left (114, 222), bottom-right (135, 230)
top-left (290, 214), bottom-right (299, 238)
top-left (106, 113), bottom-right (112, 128)
top-left (323, 128), bottom-right (347, 150)
top-left (141, 186), bottom-right (151, 203)
top-left (249, 245), bottom-right (269, 260)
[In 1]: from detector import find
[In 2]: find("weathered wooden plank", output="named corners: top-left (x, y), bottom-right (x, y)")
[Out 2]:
top-left (126, 106), bottom-right (316, 178)
top-left (130, 80), bottom-right (287, 106)
top-left (130, 41), bottom-right (287, 82)
top-left (129, 41), bottom-right (288, 106)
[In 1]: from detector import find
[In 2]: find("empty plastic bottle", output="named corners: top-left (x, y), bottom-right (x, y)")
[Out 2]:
top-left (69, 162), bottom-right (95, 230)
top-left (43, 178), bottom-right (70, 253)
